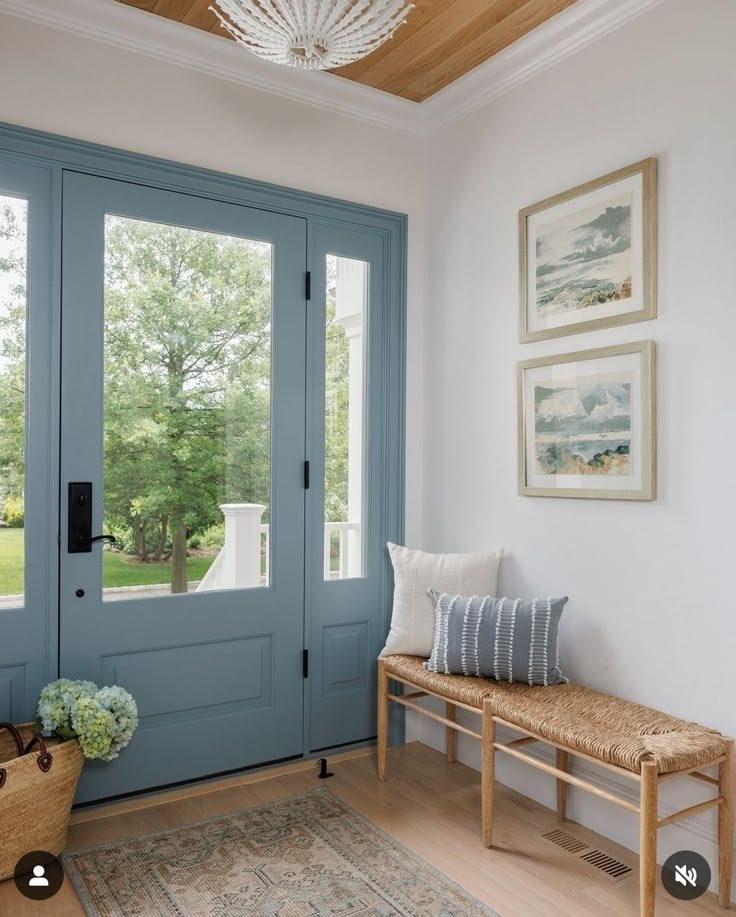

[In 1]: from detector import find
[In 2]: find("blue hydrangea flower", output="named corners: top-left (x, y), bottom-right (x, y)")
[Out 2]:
top-left (35, 679), bottom-right (138, 761)
top-left (37, 678), bottom-right (96, 738)
top-left (70, 696), bottom-right (117, 759)
top-left (95, 686), bottom-right (139, 760)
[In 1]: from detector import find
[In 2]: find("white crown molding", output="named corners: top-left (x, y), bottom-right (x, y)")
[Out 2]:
top-left (421, 0), bottom-right (667, 132)
top-left (0, 0), bottom-right (423, 136)
top-left (0, 0), bottom-right (667, 137)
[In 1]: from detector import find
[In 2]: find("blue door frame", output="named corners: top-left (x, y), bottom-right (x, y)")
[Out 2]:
top-left (0, 122), bottom-right (406, 794)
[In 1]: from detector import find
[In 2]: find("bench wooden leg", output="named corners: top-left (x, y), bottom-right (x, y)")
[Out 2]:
top-left (446, 702), bottom-right (457, 763)
top-left (555, 749), bottom-right (569, 821)
top-left (377, 660), bottom-right (389, 781)
top-left (482, 699), bottom-right (495, 848)
top-left (719, 737), bottom-right (734, 907)
top-left (639, 761), bottom-right (658, 917)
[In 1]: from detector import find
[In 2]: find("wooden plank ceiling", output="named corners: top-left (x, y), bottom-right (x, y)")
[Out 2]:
top-left (116, 0), bottom-right (578, 102)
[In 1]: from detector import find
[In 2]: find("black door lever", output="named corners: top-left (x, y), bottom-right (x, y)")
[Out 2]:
top-left (68, 483), bottom-right (116, 553)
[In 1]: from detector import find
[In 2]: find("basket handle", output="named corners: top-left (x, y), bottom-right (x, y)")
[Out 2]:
top-left (23, 735), bottom-right (53, 773)
top-left (0, 723), bottom-right (27, 788)
top-left (0, 722), bottom-right (26, 757)
top-left (0, 725), bottom-right (54, 790)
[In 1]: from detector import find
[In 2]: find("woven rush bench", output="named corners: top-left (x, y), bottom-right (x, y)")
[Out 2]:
top-left (377, 655), bottom-right (734, 917)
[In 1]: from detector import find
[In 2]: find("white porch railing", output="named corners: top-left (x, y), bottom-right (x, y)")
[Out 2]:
top-left (258, 521), bottom-right (359, 582)
top-left (260, 523), bottom-right (269, 585)
top-left (323, 521), bottom-right (361, 579)
top-left (197, 504), bottom-right (360, 591)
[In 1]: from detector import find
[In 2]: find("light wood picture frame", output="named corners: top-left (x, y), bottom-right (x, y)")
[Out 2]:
top-left (518, 340), bottom-right (656, 501)
top-left (519, 159), bottom-right (657, 343)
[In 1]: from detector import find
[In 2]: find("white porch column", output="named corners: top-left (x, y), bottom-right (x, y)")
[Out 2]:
top-left (334, 258), bottom-right (366, 578)
top-left (220, 503), bottom-right (266, 589)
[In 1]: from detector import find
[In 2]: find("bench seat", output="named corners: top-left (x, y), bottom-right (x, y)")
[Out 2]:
top-left (382, 654), bottom-right (727, 774)
top-left (379, 658), bottom-right (734, 917)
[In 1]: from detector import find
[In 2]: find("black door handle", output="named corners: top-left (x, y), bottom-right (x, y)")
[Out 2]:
top-left (68, 483), bottom-right (116, 553)
top-left (89, 534), bottom-right (116, 546)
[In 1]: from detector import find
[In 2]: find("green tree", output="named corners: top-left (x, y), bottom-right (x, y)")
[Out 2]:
top-left (324, 265), bottom-right (350, 525)
top-left (104, 217), bottom-right (271, 592)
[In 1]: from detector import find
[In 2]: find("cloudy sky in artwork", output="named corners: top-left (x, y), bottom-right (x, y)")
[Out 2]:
top-left (535, 190), bottom-right (632, 307)
top-left (535, 374), bottom-right (632, 436)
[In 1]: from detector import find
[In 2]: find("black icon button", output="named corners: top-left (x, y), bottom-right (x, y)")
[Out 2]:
top-left (661, 850), bottom-right (711, 900)
top-left (14, 850), bottom-right (64, 901)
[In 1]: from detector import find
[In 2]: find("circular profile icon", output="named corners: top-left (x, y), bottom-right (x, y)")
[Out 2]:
top-left (661, 850), bottom-right (711, 900)
top-left (14, 850), bottom-right (64, 901)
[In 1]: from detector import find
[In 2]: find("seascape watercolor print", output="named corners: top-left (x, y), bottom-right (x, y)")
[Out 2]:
top-left (520, 159), bottom-right (656, 342)
top-left (534, 372), bottom-right (632, 477)
top-left (535, 192), bottom-right (632, 321)
top-left (518, 342), bottom-right (656, 501)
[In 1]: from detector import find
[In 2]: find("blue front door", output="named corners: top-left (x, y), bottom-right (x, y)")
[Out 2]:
top-left (59, 173), bottom-right (308, 801)
top-left (0, 130), bottom-right (404, 804)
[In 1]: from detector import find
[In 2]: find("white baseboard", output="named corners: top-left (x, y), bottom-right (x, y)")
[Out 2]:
top-left (406, 702), bottom-right (733, 899)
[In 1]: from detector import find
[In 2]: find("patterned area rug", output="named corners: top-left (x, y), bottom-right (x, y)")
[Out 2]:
top-left (63, 787), bottom-right (498, 916)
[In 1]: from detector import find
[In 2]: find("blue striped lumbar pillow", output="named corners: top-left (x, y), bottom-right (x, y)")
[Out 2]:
top-left (425, 589), bottom-right (569, 686)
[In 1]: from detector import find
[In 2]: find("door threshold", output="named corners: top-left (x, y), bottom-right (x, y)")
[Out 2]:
top-left (69, 744), bottom-right (376, 826)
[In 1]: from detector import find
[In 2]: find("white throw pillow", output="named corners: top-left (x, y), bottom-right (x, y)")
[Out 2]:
top-left (381, 543), bottom-right (504, 658)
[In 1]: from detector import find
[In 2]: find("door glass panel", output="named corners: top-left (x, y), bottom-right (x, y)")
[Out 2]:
top-left (324, 255), bottom-right (368, 580)
top-left (103, 215), bottom-right (272, 600)
top-left (0, 195), bottom-right (27, 609)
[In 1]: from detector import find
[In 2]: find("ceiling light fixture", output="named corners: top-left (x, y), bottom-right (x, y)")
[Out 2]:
top-left (209, 0), bottom-right (414, 71)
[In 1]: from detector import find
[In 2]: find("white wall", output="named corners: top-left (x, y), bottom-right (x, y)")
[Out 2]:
top-left (0, 13), bottom-right (425, 544)
top-left (415, 0), bottom-right (736, 890)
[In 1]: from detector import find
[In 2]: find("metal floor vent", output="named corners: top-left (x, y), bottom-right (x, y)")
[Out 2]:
top-left (580, 849), bottom-right (633, 881)
top-left (543, 830), bottom-right (633, 883)
top-left (542, 829), bottom-right (589, 854)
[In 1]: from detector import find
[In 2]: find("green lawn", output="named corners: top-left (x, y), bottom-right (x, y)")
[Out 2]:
top-left (102, 551), bottom-right (215, 588)
top-left (0, 528), bottom-right (216, 594)
top-left (0, 528), bottom-right (23, 594)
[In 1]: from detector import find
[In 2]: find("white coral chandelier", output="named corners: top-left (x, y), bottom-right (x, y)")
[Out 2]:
top-left (210, 0), bottom-right (414, 71)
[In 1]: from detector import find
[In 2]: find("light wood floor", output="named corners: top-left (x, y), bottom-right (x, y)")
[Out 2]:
top-left (0, 741), bottom-right (729, 916)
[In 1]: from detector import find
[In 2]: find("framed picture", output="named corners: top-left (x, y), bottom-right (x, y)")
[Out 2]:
top-left (518, 341), bottom-right (656, 501)
top-left (519, 158), bottom-right (657, 343)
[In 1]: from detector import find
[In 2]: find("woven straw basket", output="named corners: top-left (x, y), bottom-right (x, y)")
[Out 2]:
top-left (0, 722), bottom-right (84, 881)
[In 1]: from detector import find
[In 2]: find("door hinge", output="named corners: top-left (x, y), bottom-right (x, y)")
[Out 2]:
top-left (303, 460), bottom-right (310, 489)
top-left (305, 271), bottom-right (311, 301)
top-left (303, 649), bottom-right (309, 678)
